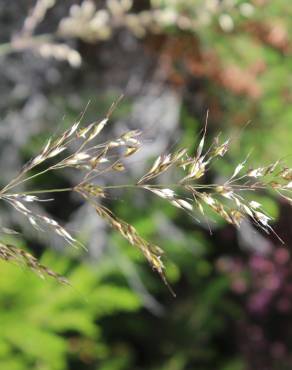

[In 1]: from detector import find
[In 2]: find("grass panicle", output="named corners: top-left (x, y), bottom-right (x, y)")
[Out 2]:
top-left (1, 103), bottom-right (292, 294)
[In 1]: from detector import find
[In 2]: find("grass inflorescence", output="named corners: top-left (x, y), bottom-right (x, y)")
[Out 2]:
top-left (1, 103), bottom-right (292, 295)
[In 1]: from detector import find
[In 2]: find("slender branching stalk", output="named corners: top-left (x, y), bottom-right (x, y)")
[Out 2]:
top-left (1, 99), bottom-right (292, 295)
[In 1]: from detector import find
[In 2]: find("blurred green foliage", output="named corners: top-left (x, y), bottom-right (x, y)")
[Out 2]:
top-left (0, 200), bottom-right (243, 370)
top-left (0, 253), bottom-right (140, 370)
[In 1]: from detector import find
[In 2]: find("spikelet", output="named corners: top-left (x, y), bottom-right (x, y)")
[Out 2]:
top-left (94, 205), bottom-right (176, 297)
top-left (0, 242), bottom-right (69, 284)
